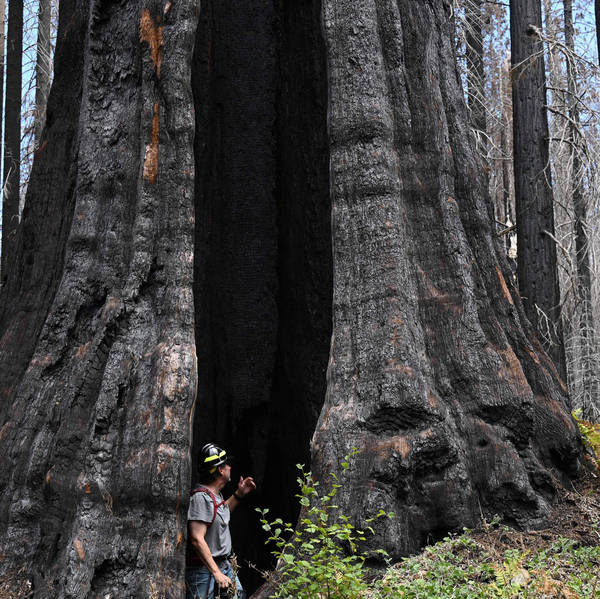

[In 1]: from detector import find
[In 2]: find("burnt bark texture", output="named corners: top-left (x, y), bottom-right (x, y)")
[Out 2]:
top-left (0, 0), bottom-right (6, 185)
top-left (1, 0), bottom-right (23, 285)
top-left (191, 0), bottom-right (331, 584)
top-left (310, 0), bottom-right (581, 562)
top-left (0, 0), bottom-right (584, 597)
top-left (0, 0), bottom-right (331, 596)
top-left (0, 1), bottom-right (198, 597)
top-left (510, 0), bottom-right (566, 382)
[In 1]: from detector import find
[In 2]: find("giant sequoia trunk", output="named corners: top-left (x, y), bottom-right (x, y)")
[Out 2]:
top-left (311, 0), bottom-right (581, 560)
top-left (0, 1), bottom-right (582, 598)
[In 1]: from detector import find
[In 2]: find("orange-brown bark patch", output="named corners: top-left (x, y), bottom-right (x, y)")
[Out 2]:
top-left (494, 345), bottom-right (529, 392)
top-left (84, 483), bottom-right (92, 494)
top-left (496, 266), bottom-right (514, 305)
top-left (102, 296), bottom-right (121, 320)
top-left (370, 436), bottom-right (412, 460)
top-left (417, 266), bottom-right (464, 316)
top-left (74, 539), bottom-right (85, 561)
top-left (143, 102), bottom-right (160, 184)
top-left (76, 342), bottom-right (91, 358)
top-left (176, 490), bottom-right (184, 547)
top-left (142, 408), bottom-right (153, 428)
top-left (140, 9), bottom-right (163, 77)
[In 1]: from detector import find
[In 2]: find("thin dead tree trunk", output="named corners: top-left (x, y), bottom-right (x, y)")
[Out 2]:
top-left (1, 0), bottom-right (23, 287)
top-left (596, 0), bottom-right (600, 66)
top-left (500, 54), bottom-right (515, 259)
top-left (34, 0), bottom-right (52, 148)
top-left (510, 0), bottom-right (567, 382)
top-left (564, 0), bottom-right (599, 417)
top-left (465, 0), bottom-right (488, 161)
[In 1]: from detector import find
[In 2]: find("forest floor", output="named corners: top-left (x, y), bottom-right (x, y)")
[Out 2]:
top-left (372, 465), bottom-right (600, 598)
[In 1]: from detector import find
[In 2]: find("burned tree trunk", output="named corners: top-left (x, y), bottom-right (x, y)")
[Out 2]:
top-left (311, 0), bottom-right (581, 560)
top-left (510, 0), bottom-right (566, 381)
top-left (0, 1), bottom-right (198, 597)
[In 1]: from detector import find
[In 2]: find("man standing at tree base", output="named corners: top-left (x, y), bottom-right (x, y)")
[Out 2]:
top-left (186, 443), bottom-right (256, 599)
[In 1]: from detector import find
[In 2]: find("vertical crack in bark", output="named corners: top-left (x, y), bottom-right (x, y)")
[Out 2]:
top-left (191, 0), bottom-right (330, 587)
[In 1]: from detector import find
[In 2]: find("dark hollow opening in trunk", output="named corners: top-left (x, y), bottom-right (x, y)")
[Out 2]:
top-left (191, 0), bottom-right (331, 591)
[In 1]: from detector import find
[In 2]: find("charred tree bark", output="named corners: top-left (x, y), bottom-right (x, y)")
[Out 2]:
top-left (0, 0), bottom-right (331, 596)
top-left (510, 0), bottom-right (566, 382)
top-left (191, 0), bottom-right (331, 585)
top-left (0, 1), bottom-right (198, 597)
top-left (33, 0), bottom-right (52, 149)
top-left (310, 0), bottom-right (581, 561)
top-left (1, 0), bottom-right (23, 286)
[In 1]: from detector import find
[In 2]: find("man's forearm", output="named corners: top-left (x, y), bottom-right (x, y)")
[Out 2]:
top-left (225, 492), bottom-right (242, 512)
top-left (192, 537), bottom-right (222, 575)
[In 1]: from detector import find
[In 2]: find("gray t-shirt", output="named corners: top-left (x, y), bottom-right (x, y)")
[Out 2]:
top-left (188, 487), bottom-right (232, 559)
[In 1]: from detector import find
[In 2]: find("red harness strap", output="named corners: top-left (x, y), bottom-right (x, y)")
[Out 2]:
top-left (191, 487), bottom-right (225, 526)
top-left (186, 487), bottom-right (226, 567)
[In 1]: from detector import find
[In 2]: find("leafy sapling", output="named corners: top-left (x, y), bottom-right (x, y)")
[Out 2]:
top-left (256, 449), bottom-right (394, 599)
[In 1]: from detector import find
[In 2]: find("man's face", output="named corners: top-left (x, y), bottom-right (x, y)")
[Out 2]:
top-left (219, 463), bottom-right (232, 482)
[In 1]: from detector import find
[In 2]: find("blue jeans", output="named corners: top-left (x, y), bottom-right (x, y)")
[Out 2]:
top-left (185, 562), bottom-right (244, 599)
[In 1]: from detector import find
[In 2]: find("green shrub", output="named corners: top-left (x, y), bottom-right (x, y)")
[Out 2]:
top-left (257, 449), bottom-right (392, 599)
top-left (573, 410), bottom-right (600, 469)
